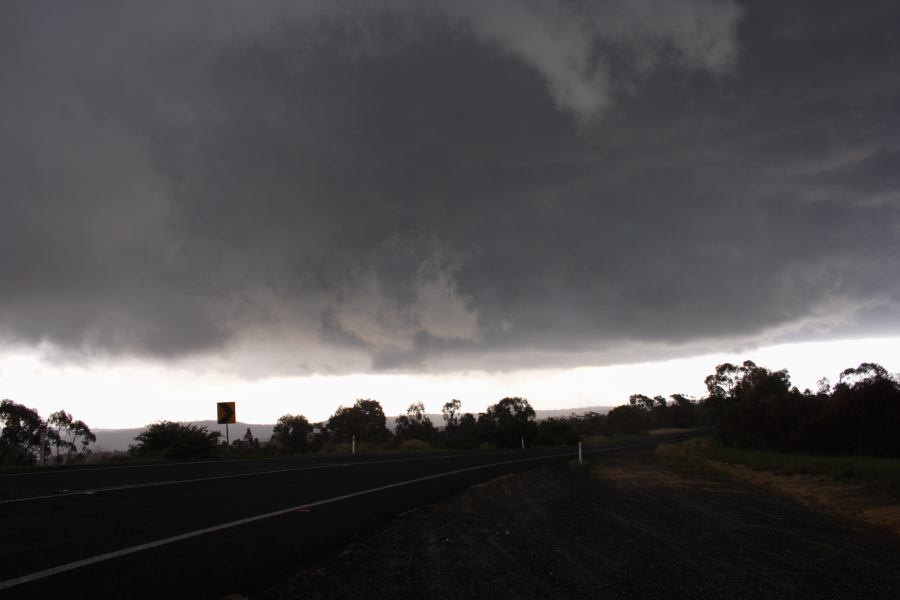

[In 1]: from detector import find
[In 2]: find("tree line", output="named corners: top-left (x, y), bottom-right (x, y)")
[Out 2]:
top-left (129, 394), bottom-right (700, 459)
top-left (703, 360), bottom-right (900, 455)
top-left (4, 359), bottom-right (898, 464)
top-left (0, 400), bottom-right (95, 466)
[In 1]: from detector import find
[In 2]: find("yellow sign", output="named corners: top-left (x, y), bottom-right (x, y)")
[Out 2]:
top-left (217, 402), bottom-right (236, 424)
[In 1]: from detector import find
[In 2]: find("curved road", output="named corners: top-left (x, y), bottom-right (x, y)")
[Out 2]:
top-left (0, 433), bottom-right (696, 599)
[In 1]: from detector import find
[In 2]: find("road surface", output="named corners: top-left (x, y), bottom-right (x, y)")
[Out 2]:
top-left (0, 433), bottom-right (695, 599)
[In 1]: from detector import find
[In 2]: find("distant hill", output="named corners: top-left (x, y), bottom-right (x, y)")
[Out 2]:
top-left (534, 406), bottom-right (614, 420)
top-left (91, 406), bottom-right (615, 452)
top-left (92, 421), bottom-right (276, 453)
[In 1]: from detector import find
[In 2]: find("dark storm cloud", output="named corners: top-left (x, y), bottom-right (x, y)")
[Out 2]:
top-left (1, 1), bottom-right (898, 373)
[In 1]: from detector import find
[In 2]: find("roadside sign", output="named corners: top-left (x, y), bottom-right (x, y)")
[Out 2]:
top-left (217, 402), bottom-right (236, 424)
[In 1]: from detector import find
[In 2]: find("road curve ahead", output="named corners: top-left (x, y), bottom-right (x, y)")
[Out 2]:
top-left (0, 432), bottom-right (696, 599)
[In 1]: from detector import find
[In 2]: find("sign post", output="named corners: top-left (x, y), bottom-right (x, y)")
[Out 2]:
top-left (217, 402), bottom-right (236, 444)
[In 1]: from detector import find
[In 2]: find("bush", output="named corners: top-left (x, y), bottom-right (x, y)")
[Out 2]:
top-left (270, 414), bottom-right (312, 454)
top-left (606, 405), bottom-right (652, 435)
top-left (130, 421), bottom-right (221, 460)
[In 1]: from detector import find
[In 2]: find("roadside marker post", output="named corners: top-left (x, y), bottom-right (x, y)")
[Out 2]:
top-left (521, 436), bottom-right (524, 449)
top-left (578, 442), bottom-right (583, 465)
top-left (352, 435), bottom-right (356, 455)
top-left (217, 402), bottom-right (237, 445)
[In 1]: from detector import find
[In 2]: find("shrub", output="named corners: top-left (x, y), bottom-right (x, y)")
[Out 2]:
top-left (130, 421), bottom-right (221, 460)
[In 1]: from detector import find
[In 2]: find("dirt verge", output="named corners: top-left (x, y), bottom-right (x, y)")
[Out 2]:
top-left (254, 449), bottom-right (900, 600)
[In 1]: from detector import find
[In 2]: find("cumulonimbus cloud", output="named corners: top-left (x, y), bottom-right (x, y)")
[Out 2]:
top-left (1, 1), bottom-right (899, 376)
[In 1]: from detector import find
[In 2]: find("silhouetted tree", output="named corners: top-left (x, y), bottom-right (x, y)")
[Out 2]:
top-left (536, 415), bottom-right (580, 445)
top-left (628, 394), bottom-right (655, 412)
top-left (442, 399), bottom-right (462, 428)
top-left (130, 421), bottom-right (221, 460)
top-left (829, 363), bottom-right (900, 455)
top-left (699, 359), bottom-right (900, 455)
top-left (48, 410), bottom-right (95, 463)
top-left (0, 399), bottom-right (46, 465)
top-left (444, 412), bottom-right (479, 449)
top-left (395, 402), bottom-right (437, 442)
top-left (704, 362), bottom-right (743, 401)
top-left (326, 399), bottom-right (390, 443)
top-left (668, 394), bottom-right (696, 428)
top-left (240, 427), bottom-right (260, 448)
top-left (479, 397), bottom-right (538, 447)
top-left (606, 404), bottom-right (651, 435)
top-left (271, 414), bottom-right (311, 453)
top-left (650, 395), bottom-right (671, 428)
top-left (704, 360), bottom-right (792, 447)
top-left (839, 362), bottom-right (891, 386)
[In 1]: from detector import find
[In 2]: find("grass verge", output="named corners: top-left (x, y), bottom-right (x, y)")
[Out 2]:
top-left (659, 438), bottom-right (900, 490)
top-left (657, 437), bottom-right (900, 534)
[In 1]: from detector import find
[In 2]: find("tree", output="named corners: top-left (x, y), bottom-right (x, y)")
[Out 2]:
top-left (838, 362), bottom-right (894, 387)
top-left (479, 397), bottom-right (538, 447)
top-left (394, 402), bottom-right (437, 441)
top-left (704, 362), bottom-right (742, 400)
top-left (668, 394), bottom-right (696, 428)
top-left (628, 394), bottom-right (655, 411)
top-left (234, 427), bottom-right (260, 450)
top-left (130, 421), bottom-right (221, 460)
top-left (270, 414), bottom-right (311, 453)
top-left (445, 412), bottom-right (479, 449)
top-left (0, 399), bottom-right (46, 465)
top-left (606, 404), bottom-right (652, 434)
top-left (442, 399), bottom-right (462, 428)
top-left (326, 399), bottom-right (390, 443)
top-left (830, 363), bottom-right (900, 455)
top-left (48, 410), bottom-right (73, 461)
top-left (48, 410), bottom-right (96, 464)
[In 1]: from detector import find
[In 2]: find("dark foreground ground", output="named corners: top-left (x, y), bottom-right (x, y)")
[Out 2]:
top-left (254, 448), bottom-right (900, 600)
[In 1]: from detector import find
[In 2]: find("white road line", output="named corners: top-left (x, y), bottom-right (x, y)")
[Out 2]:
top-left (0, 448), bottom-right (578, 592)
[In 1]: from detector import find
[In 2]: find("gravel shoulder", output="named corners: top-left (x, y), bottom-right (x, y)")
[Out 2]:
top-left (252, 448), bottom-right (900, 600)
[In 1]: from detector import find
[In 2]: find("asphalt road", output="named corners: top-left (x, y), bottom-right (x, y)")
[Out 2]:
top-left (0, 433), bottom-right (696, 599)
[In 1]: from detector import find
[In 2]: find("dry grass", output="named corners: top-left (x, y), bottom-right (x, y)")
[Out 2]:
top-left (658, 438), bottom-right (900, 536)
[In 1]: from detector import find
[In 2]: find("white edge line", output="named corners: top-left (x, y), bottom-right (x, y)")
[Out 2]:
top-left (0, 438), bottom-right (686, 591)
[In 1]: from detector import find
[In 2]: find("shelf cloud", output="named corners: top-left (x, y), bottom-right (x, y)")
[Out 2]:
top-left (1, 1), bottom-right (898, 375)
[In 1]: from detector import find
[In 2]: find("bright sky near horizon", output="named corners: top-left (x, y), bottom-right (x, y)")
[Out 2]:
top-left (2, 337), bottom-right (897, 429)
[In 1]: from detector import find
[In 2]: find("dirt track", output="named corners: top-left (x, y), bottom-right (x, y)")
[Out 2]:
top-left (256, 448), bottom-right (900, 599)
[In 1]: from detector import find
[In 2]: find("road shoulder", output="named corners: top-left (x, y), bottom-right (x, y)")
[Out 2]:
top-left (250, 448), bottom-right (900, 600)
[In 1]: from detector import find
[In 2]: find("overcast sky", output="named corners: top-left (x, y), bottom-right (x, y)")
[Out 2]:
top-left (2, 1), bottom-right (899, 426)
